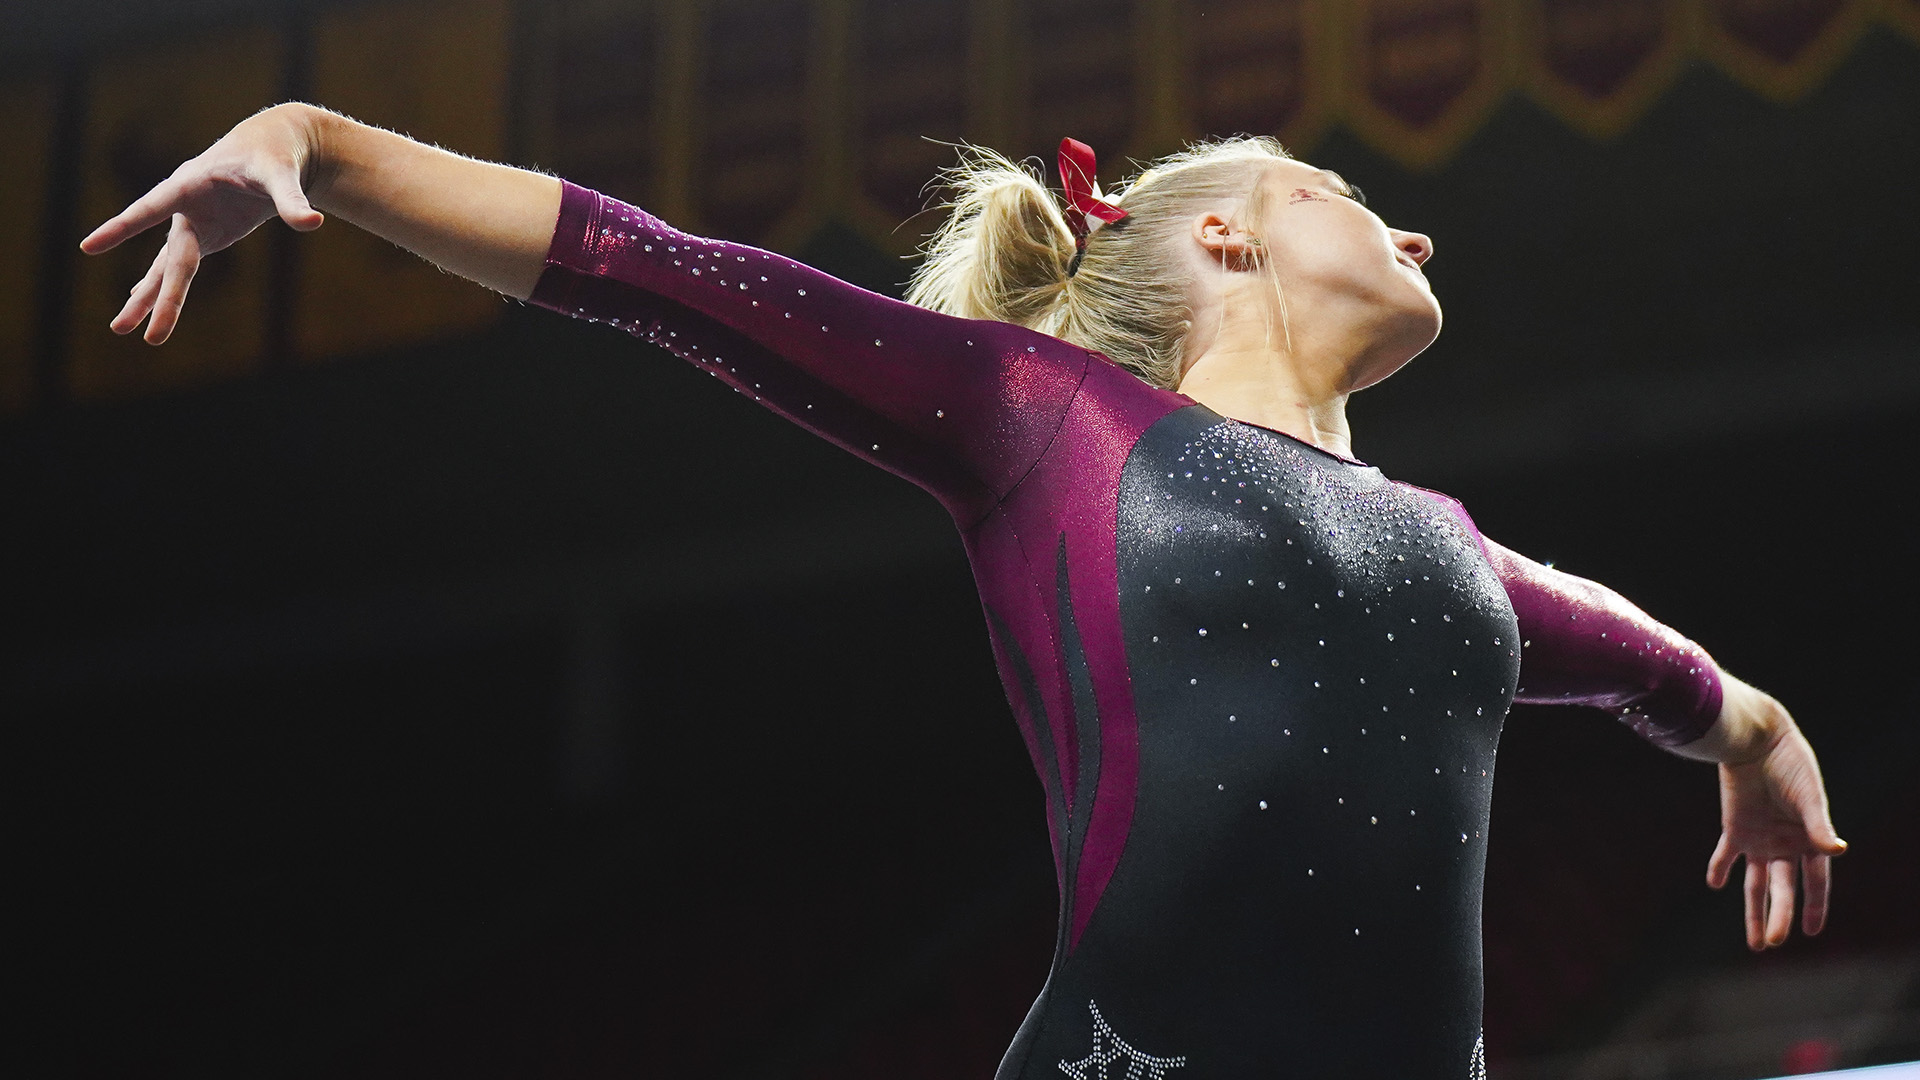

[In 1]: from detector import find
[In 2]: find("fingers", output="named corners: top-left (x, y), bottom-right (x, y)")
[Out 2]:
top-left (110, 246), bottom-right (169, 336)
top-left (1743, 858), bottom-right (1765, 950)
top-left (81, 177), bottom-right (184, 256)
top-left (1765, 858), bottom-right (1796, 947)
top-left (1706, 831), bottom-right (1736, 889)
top-left (143, 215), bottom-right (202, 345)
top-left (1803, 853), bottom-right (1831, 936)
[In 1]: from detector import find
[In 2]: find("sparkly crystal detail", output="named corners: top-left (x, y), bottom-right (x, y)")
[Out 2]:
top-left (1470, 1031), bottom-right (1487, 1080)
top-left (1057, 1000), bottom-right (1187, 1080)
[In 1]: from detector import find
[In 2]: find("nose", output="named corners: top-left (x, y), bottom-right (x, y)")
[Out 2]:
top-left (1393, 230), bottom-right (1433, 266)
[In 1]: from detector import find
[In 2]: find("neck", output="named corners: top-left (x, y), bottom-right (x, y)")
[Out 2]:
top-left (1176, 308), bottom-right (1358, 461)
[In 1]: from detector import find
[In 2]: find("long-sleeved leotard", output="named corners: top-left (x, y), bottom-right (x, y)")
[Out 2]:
top-left (530, 182), bottom-right (1723, 1079)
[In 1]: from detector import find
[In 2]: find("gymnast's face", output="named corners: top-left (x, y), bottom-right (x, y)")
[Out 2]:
top-left (1238, 159), bottom-right (1441, 387)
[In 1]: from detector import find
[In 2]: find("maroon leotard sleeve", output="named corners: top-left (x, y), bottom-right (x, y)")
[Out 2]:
top-left (1483, 538), bottom-right (1724, 745)
top-left (527, 181), bottom-right (1091, 524)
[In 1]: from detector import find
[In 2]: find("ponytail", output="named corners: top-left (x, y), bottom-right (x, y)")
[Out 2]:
top-left (907, 136), bottom-right (1296, 390)
top-left (904, 147), bottom-right (1076, 329)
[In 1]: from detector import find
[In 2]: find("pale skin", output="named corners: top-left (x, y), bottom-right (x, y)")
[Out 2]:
top-left (84, 102), bottom-right (1846, 951)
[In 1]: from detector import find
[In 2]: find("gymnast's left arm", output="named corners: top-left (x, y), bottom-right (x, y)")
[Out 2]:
top-left (1481, 538), bottom-right (1846, 952)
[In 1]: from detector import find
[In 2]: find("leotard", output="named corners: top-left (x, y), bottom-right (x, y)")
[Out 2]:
top-left (529, 182), bottom-right (1723, 1079)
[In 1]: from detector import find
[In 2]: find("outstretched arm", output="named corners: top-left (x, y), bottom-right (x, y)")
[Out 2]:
top-left (1484, 538), bottom-right (1846, 951)
top-left (81, 102), bottom-right (560, 342)
top-left (83, 102), bottom-right (1089, 521)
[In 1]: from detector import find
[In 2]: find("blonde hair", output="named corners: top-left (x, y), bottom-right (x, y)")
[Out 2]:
top-left (904, 136), bottom-right (1295, 389)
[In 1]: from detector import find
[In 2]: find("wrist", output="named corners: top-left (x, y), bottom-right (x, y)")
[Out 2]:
top-left (1708, 673), bottom-right (1792, 766)
top-left (291, 103), bottom-right (350, 208)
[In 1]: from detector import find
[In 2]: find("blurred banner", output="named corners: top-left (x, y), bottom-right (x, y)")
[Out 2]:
top-left (537, 0), bottom-right (1913, 218)
top-left (66, 28), bottom-right (281, 401)
top-left (1696, 0), bottom-right (1875, 101)
top-left (694, 0), bottom-right (813, 245)
top-left (849, 0), bottom-right (970, 240)
top-left (1892, 0), bottom-right (1920, 40)
top-left (0, 78), bottom-right (53, 414)
top-left (546, 0), bottom-right (662, 211)
top-left (1341, 0), bottom-right (1510, 168)
top-left (1186, 0), bottom-right (1331, 154)
top-left (1524, 0), bottom-right (1685, 138)
top-left (5, 0), bottom-right (1916, 407)
top-left (294, 0), bottom-right (511, 361)
top-left (1025, 0), bottom-right (1138, 190)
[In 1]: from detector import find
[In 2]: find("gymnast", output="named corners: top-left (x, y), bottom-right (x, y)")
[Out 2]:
top-left (83, 103), bottom-right (1845, 1078)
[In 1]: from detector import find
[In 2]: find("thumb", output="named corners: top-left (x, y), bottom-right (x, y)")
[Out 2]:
top-left (1790, 788), bottom-right (1846, 856)
top-left (263, 170), bottom-right (324, 232)
top-left (1799, 803), bottom-right (1846, 855)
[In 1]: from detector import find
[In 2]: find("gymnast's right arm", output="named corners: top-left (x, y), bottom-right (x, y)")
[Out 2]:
top-left (81, 102), bottom-right (560, 328)
top-left (82, 102), bottom-right (1086, 518)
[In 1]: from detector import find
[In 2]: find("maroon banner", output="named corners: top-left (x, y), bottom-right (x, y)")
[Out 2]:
top-left (853, 0), bottom-right (970, 228)
top-left (548, 7), bottom-right (660, 205)
top-left (1705, 0), bottom-right (1849, 65)
top-left (1360, 0), bottom-right (1486, 131)
top-left (1186, 0), bottom-right (1319, 144)
top-left (1888, 0), bottom-right (1920, 43)
top-left (1538, 0), bottom-right (1671, 101)
top-left (698, 0), bottom-right (813, 243)
top-left (1024, 0), bottom-right (1137, 167)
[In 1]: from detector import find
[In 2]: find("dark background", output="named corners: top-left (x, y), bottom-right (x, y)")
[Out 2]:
top-left (4, 2), bottom-right (1919, 1077)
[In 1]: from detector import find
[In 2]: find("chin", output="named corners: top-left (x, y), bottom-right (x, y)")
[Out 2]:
top-left (1353, 305), bottom-right (1441, 391)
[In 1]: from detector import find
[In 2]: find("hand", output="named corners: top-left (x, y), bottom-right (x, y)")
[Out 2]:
top-left (79, 102), bottom-right (327, 345)
top-left (1703, 687), bottom-right (1845, 950)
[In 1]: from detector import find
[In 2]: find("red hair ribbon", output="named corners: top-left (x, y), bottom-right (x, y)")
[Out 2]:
top-left (1058, 137), bottom-right (1128, 248)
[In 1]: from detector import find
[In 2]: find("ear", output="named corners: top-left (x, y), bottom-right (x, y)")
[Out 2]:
top-left (1193, 211), bottom-right (1261, 270)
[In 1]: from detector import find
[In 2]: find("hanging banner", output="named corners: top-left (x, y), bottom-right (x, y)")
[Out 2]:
top-left (545, 1), bottom-right (660, 208)
top-left (1885, 0), bottom-right (1920, 44)
top-left (1696, 0), bottom-right (1874, 101)
top-left (297, 0), bottom-right (511, 361)
top-left (1185, 0), bottom-right (1332, 153)
top-left (1523, 0), bottom-right (1685, 137)
top-left (695, 0), bottom-right (814, 243)
top-left (849, 0), bottom-right (971, 248)
top-left (1340, 0), bottom-right (1513, 169)
top-left (67, 28), bottom-right (280, 401)
top-left (0, 78), bottom-right (54, 414)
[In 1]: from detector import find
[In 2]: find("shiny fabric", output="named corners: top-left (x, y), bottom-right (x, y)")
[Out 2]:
top-left (1058, 137), bottom-right (1128, 243)
top-left (529, 181), bottom-right (1723, 1076)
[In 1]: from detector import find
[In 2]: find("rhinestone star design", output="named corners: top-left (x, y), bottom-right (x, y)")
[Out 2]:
top-left (1057, 1000), bottom-right (1187, 1080)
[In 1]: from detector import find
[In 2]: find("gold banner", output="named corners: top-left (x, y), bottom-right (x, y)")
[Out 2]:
top-left (0, 78), bottom-right (54, 414)
top-left (296, 0), bottom-right (511, 361)
top-left (67, 29), bottom-right (280, 401)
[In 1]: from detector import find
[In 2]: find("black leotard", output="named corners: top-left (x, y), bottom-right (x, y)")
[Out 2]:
top-left (530, 182), bottom-right (1723, 1078)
